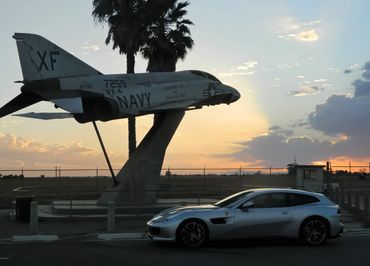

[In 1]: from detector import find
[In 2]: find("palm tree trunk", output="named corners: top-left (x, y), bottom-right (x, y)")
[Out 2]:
top-left (127, 52), bottom-right (135, 74)
top-left (127, 52), bottom-right (136, 158)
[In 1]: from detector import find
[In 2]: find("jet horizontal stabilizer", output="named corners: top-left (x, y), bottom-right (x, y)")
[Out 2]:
top-left (12, 112), bottom-right (74, 120)
top-left (0, 92), bottom-right (42, 118)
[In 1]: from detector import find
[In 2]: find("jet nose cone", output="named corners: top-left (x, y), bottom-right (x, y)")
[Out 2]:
top-left (227, 87), bottom-right (240, 103)
top-left (232, 89), bottom-right (241, 102)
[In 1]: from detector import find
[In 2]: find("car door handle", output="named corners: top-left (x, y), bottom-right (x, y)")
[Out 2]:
top-left (281, 211), bottom-right (288, 215)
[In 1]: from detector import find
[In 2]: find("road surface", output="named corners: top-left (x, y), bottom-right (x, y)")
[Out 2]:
top-left (0, 233), bottom-right (369, 266)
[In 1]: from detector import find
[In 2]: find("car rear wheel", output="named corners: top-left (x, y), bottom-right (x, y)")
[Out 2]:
top-left (177, 219), bottom-right (208, 248)
top-left (300, 217), bottom-right (328, 246)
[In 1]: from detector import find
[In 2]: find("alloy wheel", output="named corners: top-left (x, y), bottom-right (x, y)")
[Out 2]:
top-left (178, 220), bottom-right (207, 248)
top-left (302, 219), bottom-right (328, 245)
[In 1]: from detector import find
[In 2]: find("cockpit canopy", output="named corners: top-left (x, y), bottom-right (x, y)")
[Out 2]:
top-left (190, 70), bottom-right (221, 83)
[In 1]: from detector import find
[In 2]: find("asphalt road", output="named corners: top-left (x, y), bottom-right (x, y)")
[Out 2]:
top-left (0, 235), bottom-right (370, 266)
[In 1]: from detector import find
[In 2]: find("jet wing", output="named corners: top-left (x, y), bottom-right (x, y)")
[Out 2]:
top-left (0, 92), bottom-right (42, 118)
top-left (12, 112), bottom-right (74, 120)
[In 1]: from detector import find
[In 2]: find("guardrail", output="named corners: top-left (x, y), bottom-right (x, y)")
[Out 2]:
top-left (327, 187), bottom-right (370, 216)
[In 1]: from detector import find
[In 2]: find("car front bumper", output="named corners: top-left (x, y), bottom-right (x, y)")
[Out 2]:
top-left (146, 221), bottom-right (178, 241)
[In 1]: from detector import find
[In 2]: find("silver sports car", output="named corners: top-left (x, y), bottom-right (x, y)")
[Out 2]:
top-left (147, 188), bottom-right (343, 248)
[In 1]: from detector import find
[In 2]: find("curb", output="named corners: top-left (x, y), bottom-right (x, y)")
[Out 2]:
top-left (97, 232), bottom-right (146, 240)
top-left (12, 235), bottom-right (59, 242)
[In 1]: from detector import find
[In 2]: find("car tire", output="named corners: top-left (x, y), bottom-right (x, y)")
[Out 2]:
top-left (176, 219), bottom-right (208, 248)
top-left (300, 217), bottom-right (329, 246)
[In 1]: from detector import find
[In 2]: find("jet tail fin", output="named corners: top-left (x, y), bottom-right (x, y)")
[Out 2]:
top-left (13, 33), bottom-right (101, 82)
top-left (0, 92), bottom-right (42, 118)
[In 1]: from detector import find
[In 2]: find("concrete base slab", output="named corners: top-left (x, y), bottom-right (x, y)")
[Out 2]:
top-left (97, 232), bottom-right (146, 240)
top-left (12, 235), bottom-right (59, 242)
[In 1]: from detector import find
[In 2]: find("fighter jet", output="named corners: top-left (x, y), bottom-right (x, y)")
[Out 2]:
top-left (0, 33), bottom-right (240, 123)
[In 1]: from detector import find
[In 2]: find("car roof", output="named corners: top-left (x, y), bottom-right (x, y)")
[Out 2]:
top-left (246, 188), bottom-right (323, 197)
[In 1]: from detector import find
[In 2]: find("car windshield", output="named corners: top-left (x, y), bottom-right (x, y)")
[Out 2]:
top-left (214, 191), bottom-right (254, 207)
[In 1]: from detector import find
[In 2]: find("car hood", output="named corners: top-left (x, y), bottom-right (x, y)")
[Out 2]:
top-left (157, 204), bottom-right (218, 217)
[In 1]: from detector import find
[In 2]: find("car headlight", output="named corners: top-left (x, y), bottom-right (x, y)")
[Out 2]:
top-left (151, 211), bottom-right (181, 223)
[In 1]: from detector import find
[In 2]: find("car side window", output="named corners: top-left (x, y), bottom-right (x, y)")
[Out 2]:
top-left (247, 193), bottom-right (286, 208)
top-left (269, 193), bottom-right (286, 207)
top-left (248, 194), bottom-right (270, 208)
top-left (286, 193), bottom-right (319, 206)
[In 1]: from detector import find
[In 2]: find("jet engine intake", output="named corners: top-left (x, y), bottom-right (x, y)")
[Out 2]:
top-left (74, 98), bottom-right (119, 123)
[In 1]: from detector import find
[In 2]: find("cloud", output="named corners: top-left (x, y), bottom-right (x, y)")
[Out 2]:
top-left (222, 60), bottom-right (370, 166)
top-left (352, 79), bottom-right (370, 97)
top-left (236, 61), bottom-right (258, 71)
top-left (361, 61), bottom-right (370, 79)
top-left (268, 125), bottom-right (293, 136)
top-left (305, 59), bottom-right (370, 155)
top-left (0, 132), bottom-right (120, 169)
top-left (344, 61), bottom-right (370, 78)
top-left (269, 125), bottom-right (281, 131)
top-left (309, 60), bottom-right (370, 135)
top-left (220, 72), bottom-right (254, 78)
top-left (229, 133), bottom-right (333, 166)
top-left (291, 120), bottom-right (309, 128)
top-left (225, 129), bottom-right (370, 166)
top-left (288, 86), bottom-right (323, 96)
top-left (295, 29), bottom-right (319, 42)
top-left (309, 94), bottom-right (370, 136)
top-left (220, 61), bottom-right (258, 78)
top-left (276, 62), bottom-right (299, 68)
top-left (314, 78), bottom-right (327, 83)
top-left (81, 44), bottom-right (100, 51)
top-left (277, 17), bottom-right (320, 42)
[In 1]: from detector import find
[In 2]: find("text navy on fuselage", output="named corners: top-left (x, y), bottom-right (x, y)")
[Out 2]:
top-left (116, 92), bottom-right (151, 109)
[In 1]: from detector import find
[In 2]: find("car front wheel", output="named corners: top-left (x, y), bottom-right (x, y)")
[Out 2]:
top-left (300, 217), bottom-right (328, 246)
top-left (177, 219), bottom-right (208, 248)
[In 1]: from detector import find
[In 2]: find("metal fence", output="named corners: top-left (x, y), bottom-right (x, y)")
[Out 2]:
top-left (0, 166), bottom-right (291, 178)
top-left (2, 162), bottom-right (370, 178)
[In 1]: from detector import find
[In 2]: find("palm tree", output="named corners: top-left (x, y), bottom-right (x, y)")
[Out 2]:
top-left (92, 0), bottom-right (193, 158)
top-left (141, 0), bottom-right (194, 72)
top-left (92, 0), bottom-right (149, 158)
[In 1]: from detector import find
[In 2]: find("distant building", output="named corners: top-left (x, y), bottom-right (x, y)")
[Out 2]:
top-left (295, 165), bottom-right (325, 193)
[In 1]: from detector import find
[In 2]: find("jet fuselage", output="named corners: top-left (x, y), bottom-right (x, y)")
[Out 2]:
top-left (0, 33), bottom-right (240, 123)
top-left (20, 71), bottom-right (240, 123)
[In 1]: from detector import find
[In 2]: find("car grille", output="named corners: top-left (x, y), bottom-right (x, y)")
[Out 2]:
top-left (147, 226), bottom-right (160, 236)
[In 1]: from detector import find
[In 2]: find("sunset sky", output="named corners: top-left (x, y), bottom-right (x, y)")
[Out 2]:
top-left (1, 0), bottom-right (370, 172)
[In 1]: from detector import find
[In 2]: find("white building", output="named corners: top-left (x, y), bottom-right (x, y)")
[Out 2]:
top-left (296, 165), bottom-right (325, 193)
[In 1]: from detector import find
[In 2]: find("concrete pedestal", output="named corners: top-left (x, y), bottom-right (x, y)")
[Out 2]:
top-left (97, 110), bottom-right (185, 205)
